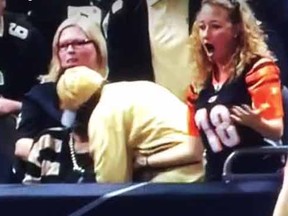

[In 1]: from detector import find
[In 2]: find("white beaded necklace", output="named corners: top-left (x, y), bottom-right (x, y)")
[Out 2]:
top-left (68, 133), bottom-right (85, 173)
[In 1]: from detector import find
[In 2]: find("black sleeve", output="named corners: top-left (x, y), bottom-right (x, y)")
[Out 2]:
top-left (17, 97), bottom-right (43, 139)
top-left (17, 82), bottom-right (63, 139)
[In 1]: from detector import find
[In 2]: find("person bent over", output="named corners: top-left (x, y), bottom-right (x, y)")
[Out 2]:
top-left (56, 66), bottom-right (204, 183)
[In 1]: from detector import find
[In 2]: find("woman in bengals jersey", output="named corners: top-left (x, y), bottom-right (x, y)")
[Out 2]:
top-left (187, 0), bottom-right (284, 181)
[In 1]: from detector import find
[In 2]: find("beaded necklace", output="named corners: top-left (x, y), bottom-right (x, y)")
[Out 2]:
top-left (68, 133), bottom-right (85, 173)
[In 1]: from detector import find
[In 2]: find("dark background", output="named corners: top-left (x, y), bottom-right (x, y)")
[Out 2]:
top-left (5, 0), bottom-right (288, 85)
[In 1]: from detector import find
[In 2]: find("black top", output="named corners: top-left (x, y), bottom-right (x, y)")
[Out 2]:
top-left (13, 82), bottom-right (62, 182)
top-left (17, 82), bottom-right (62, 139)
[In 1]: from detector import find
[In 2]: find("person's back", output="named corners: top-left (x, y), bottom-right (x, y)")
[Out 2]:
top-left (88, 81), bottom-right (203, 182)
top-left (57, 74), bottom-right (203, 182)
top-left (56, 67), bottom-right (204, 183)
top-left (98, 81), bottom-right (188, 143)
top-left (94, 81), bottom-right (190, 149)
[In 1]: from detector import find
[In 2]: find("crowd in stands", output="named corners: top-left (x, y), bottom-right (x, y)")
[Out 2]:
top-left (1, 0), bottom-right (288, 213)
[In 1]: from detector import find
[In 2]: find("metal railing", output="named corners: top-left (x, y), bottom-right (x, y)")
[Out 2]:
top-left (222, 146), bottom-right (288, 183)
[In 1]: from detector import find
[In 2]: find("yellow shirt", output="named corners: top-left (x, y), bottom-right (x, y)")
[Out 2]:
top-left (88, 81), bottom-right (203, 183)
top-left (147, 0), bottom-right (193, 101)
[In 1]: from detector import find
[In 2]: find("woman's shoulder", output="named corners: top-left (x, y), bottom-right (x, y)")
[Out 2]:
top-left (28, 82), bottom-right (56, 93)
top-left (245, 56), bottom-right (281, 87)
top-left (25, 82), bottom-right (57, 101)
top-left (252, 56), bottom-right (277, 67)
top-left (246, 56), bottom-right (279, 77)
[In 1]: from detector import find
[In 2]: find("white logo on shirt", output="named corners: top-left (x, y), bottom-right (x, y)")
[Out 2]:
top-left (9, 23), bottom-right (28, 40)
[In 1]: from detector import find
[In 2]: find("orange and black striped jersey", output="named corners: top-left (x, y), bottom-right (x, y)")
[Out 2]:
top-left (245, 58), bottom-right (283, 119)
top-left (187, 57), bottom-right (283, 135)
top-left (186, 57), bottom-right (283, 181)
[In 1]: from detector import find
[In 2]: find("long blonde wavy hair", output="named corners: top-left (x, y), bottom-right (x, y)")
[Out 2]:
top-left (189, 0), bottom-right (274, 92)
top-left (42, 15), bottom-right (108, 82)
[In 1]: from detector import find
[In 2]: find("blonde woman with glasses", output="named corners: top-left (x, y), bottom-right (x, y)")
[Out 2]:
top-left (14, 15), bottom-right (107, 182)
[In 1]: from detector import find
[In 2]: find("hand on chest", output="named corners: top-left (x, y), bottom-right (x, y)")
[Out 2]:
top-left (194, 81), bottom-right (251, 153)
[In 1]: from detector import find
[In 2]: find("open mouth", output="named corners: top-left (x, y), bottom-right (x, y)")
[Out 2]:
top-left (203, 43), bottom-right (215, 57)
top-left (67, 58), bottom-right (78, 64)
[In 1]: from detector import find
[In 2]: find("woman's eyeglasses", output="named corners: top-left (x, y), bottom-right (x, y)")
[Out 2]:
top-left (58, 39), bottom-right (93, 51)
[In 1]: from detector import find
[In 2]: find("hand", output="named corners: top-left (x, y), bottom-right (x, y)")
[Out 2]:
top-left (230, 104), bottom-right (262, 127)
top-left (133, 155), bottom-right (149, 170)
top-left (72, 132), bottom-right (89, 153)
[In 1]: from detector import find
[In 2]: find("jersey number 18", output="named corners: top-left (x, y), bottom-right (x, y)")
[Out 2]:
top-left (195, 105), bottom-right (240, 152)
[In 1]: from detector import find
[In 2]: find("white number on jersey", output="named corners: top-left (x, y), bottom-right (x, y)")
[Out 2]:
top-left (195, 105), bottom-right (240, 152)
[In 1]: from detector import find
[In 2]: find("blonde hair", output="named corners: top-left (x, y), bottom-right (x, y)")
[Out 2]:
top-left (42, 15), bottom-right (108, 82)
top-left (189, 0), bottom-right (274, 91)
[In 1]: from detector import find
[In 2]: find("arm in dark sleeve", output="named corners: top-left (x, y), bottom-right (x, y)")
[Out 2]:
top-left (17, 83), bottom-right (62, 139)
top-left (17, 97), bottom-right (43, 139)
